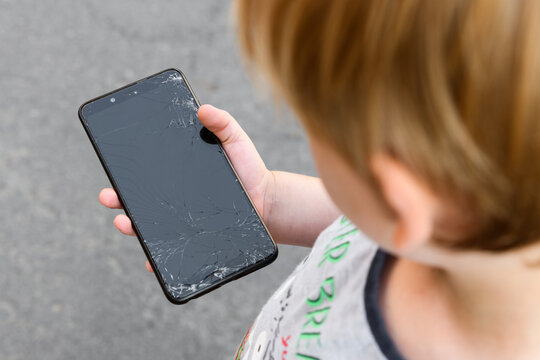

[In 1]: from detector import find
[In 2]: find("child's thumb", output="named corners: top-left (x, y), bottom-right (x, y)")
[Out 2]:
top-left (197, 104), bottom-right (246, 146)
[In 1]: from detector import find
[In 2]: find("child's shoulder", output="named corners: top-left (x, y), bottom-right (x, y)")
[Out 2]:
top-left (237, 216), bottom-right (402, 359)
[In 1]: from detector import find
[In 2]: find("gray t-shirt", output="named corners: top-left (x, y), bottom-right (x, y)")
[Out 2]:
top-left (235, 216), bottom-right (405, 360)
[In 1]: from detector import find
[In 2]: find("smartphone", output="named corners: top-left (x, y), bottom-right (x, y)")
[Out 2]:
top-left (78, 69), bottom-right (278, 304)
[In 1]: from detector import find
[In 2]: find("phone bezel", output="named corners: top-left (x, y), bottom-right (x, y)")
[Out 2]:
top-left (78, 68), bottom-right (278, 304)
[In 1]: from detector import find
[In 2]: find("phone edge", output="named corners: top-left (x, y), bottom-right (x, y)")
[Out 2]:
top-left (77, 68), bottom-right (278, 305)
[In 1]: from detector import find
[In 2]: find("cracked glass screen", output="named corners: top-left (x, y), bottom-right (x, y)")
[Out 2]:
top-left (80, 69), bottom-right (277, 303)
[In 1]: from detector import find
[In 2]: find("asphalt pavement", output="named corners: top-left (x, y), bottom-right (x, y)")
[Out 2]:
top-left (0, 1), bottom-right (316, 359)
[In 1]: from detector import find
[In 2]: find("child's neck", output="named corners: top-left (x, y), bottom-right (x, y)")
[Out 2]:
top-left (382, 244), bottom-right (540, 359)
top-left (440, 247), bottom-right (540, 346)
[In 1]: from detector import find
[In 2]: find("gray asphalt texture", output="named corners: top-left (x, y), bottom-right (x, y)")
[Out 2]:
top-left (0, 1), bottom-right (316, 359)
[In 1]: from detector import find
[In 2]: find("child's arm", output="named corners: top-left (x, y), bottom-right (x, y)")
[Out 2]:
top-left (263, 171), bottom-right (339, 247)
top-left (99, 105), bottom-right (339, 252)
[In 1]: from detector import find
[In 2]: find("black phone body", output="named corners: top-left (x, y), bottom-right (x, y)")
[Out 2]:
top-left (79, 69), bottom-right (277, 304)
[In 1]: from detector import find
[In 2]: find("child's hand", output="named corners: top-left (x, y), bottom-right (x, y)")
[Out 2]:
top-left (98, 104), bottom-right (273, 272)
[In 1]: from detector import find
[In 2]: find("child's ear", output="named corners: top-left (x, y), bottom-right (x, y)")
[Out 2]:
top-left (371, 154), bottom-right (438, 252)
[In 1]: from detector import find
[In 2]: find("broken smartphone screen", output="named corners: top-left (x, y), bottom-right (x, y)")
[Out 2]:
top-left (79, 69), bottom-right (277, 304)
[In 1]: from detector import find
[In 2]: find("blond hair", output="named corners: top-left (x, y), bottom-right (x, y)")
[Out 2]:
top-left (236, 0), bottom-right (540, 251)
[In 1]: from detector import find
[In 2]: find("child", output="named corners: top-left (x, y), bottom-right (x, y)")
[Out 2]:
top-left (100, 0), bottom-right (540, 358)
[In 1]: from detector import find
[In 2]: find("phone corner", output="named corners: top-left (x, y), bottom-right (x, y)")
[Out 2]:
top-left (269, 245), bottom-right (279, 263)
top-left (166, 67), bottom-right (185, 77)
top-left (77, 102), bottom-right (88, 122)
top-left (164, 292), bottom-right (190, 306)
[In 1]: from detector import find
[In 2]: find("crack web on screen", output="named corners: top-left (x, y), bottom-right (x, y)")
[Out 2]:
top-left (94, 70), bottom-right (275, 301)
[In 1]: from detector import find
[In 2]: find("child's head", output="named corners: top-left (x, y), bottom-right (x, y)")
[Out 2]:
top-left (236, 0), bottom-right (540, 255)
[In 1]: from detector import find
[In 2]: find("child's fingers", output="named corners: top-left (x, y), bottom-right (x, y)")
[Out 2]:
top-left (113, 214), bottom-right (136, 236)
top-left (145, 261), bottom-right (154, 272)
top-left (111, 216), bottom-right (152, 273)
top-left (99, 188), bottom-right (123, 209)
top-left (100, 189), bottom-right (153, 273)
top-left (198, 104), bottom-right (248, 146)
